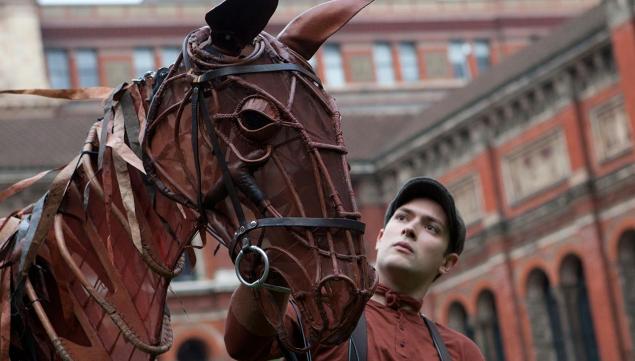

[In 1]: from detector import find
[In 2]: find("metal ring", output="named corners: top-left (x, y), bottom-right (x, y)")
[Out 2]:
top-left (234, 245), bottom-right (270, 288)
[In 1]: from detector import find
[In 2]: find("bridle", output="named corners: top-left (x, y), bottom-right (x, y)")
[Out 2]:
top-left (184, 40), bottom-right (366, 293)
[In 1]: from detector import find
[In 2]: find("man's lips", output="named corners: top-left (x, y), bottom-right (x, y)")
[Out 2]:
top-left (393, 241), bottom-right (414, 254)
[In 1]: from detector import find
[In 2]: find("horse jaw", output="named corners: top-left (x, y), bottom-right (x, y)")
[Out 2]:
top-left (277, 0), bottom-right (374, 60)
top-left (205, 0), bottom-right (279, 55)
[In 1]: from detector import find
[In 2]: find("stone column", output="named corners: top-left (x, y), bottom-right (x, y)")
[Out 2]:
top-left (0, 0), bottom-right (48, 90)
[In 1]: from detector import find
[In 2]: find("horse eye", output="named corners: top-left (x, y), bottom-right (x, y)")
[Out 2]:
top-left (235, 97), bottom-right (281, 140)
top-left (239, 110), bottom-right (274, 131)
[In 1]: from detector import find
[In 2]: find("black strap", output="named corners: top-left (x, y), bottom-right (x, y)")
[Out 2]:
top-left (198, 87), bottom-right (248, 226)
top-left (97, 112), bottom-right (111, 170)
top-left (150, 67), bottom-right (170, 105)
top-left (98, 82), bottom-right (126, 170)
top-left (191, 85), bottom-right (248, 230)
top-left (191, 87), bottom-right (206, 219)
top-left (120, 91), bottom-right (142, 159)
top-left (234, 217), bottom-right (365, 241)
top-left (349, 312), bottom-right (367, 361)
top-left (424, 316), bottom-right (452, 361)
top-left (194, 63), bottom-right (321, 86)
top-left (346, 313), bottom-right (451, 361)
top-left (283, 300), bottom-right (311, 361)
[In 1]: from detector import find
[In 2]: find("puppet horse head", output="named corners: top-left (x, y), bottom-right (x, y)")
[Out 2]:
top-left (143, 0), bottom-right (376, 351)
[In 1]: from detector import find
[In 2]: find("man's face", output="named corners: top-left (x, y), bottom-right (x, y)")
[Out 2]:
top-left (375, 198), bottom-right (457, 285)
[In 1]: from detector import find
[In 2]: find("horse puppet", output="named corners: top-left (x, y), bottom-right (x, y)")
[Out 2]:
top-left (0, 0), bottom-right (377, 359)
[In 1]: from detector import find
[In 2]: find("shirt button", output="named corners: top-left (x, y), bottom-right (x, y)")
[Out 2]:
top-left (399, 325), bottom-right (405, 331)
top-left (400, 341), bottom-right (406, 348)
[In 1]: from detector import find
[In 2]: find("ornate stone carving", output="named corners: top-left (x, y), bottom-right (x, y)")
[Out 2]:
top-left (502, 130), bottom-right (571, 204)
top-left (589, 95), bottom-right (632, 162)
top-left (448, 175), bottom-right (483, 225)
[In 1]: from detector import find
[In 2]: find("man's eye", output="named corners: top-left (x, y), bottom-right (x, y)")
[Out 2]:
top-left (426, 224), bottom-right (440, 234)
top-left (395, 214), bottom-right (406, 221)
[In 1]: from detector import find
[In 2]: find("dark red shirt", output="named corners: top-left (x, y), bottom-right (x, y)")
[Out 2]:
top-left (225, 299), bottom-right (485, 361)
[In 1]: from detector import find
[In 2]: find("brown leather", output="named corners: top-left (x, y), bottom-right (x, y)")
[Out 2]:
top-left (278, 0), bottom-right (374, 60)
top-left (1, 78), bottom-right (194, 360)
top-left (149, 23), bottom-right (377, 351)
top-left (0, 0), bottom-right (376, 359)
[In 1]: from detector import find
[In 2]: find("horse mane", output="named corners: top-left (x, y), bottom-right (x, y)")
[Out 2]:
top-left (0, 69), bottom-right (202, 360)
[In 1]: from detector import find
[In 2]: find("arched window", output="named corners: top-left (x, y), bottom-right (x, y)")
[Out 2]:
top-left (526, 269), bottom-right (566, 361)
top-left (559, 254), bottom-right (600, 361)
top-left (617, 230), bottom-right (635, 353)
top-left (447, 301), bottom-right (475, 340)
top-left (177, 338), bottom-right (210, 361)
top-left (475, 290), bottom-right (506, 361)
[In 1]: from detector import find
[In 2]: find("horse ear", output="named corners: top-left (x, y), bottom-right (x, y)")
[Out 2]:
top-left (277, 0), bottom-right (373, 60)
top-left (205, 0), bottom-right (279, 54)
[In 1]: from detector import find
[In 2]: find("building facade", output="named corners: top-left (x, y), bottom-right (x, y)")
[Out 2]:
top-left (349, 2), bottom-right (635, 361)
top-left (4, 0), bottom-right (634, 360)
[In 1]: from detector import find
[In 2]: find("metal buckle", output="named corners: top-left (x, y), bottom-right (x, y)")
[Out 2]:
top-left (234, 244), bottom-right (291, 293)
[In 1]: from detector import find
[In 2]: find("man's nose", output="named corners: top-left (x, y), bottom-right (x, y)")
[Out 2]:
top-left (401, 224), bottom-right (416, 239)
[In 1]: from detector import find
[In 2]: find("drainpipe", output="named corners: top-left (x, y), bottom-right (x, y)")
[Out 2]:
top-left (485, 136), bottom-right (530, 361)
top-left (567, 69), bottom-right (627, 360)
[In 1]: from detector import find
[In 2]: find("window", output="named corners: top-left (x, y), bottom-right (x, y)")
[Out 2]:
top-left (349, 54), bottom-right (374, 83)
top-left (559, 255), bottom-right (601, 361)
top-left (172, 252), bottom-right (197, 282)
top-left (448, 302), bottom-right (475, 340)
top-left (425, 52), bottom-right (450, 78)
top-left (323, 44), bottom-right (345, 87)
top-left (474, 39), bottom-right (491, 73)
top-left (526, 269), bottom-right (567, 361)
top-left (373, 42), bottom-right (395, 85)
top-left (398, 42), bottom-right (419, 82)
top-left (448, 40), bottom-right (471, 80)
top-left (46, 49), bottom-right (71, 89)
top-left (104, 60), bottom-right (132, 87)
top-left (475, 291), bottom-right (506, 361)
top-left (590, 96), bottom-right (632, 162)
top-left (617, 231), bottom-right (635, 352)
top-left (75, 49), bottom-right (99, 87)
top-left (177, 338), bottom-right (210, 361)
top-left (133, 48), bottom-right (155, 77)
top-left (161, 47), bottom-right (180, 67)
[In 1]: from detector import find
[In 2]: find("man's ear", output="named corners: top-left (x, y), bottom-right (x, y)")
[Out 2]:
top-left (375, 228), bottom-right (384, 250)
top-left (438, 253), bottom-right (459, 275)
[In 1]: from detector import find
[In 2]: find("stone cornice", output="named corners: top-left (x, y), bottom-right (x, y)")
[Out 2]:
top-left (350, 21), bottom-right (613, 188)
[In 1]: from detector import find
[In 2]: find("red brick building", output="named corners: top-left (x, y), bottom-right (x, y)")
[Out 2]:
top-left (348, 2), bottom-right (635, 361)
top-left (4, 0), bottom-right (635, 360)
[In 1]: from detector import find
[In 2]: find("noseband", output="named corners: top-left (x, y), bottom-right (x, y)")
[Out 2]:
top-left (187, 57), bottom-right (366, 292)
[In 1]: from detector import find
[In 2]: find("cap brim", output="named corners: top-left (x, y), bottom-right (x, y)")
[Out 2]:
top-left (384, 177), bottom-right (465, 254)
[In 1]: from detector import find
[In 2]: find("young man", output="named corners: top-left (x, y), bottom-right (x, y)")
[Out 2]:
top-left (225, 177), bottom-right (485, 360)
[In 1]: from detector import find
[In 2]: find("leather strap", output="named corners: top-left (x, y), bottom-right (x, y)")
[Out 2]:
top-left (424, 316), bottom-right (452, 361)
top-left (284, 300), bottom-right (312, 361)
top-left (191, 72), bottom-right (362, 251)
top-left (191, 87), bottom-right (206, 221)
top-left (194, 63), bottom-right (321, 86)
top-left (349, 312), bottom-right (367, 361)
top-left (343, 313), bottom-right (451, 361)
top-left (98, 83), bottom-right (126, 170)
top-left (234, 217), bottom-right (365, 241)
top-left (121, 91), bottom-right (142, 160)
top-left (195, 85), bottom-right (248, 228)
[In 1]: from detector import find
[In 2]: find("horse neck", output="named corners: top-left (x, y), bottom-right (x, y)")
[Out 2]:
top-left (86, 80), bottom-right (199, 280)
top-left (53, 81), bottom-right (199, 349)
